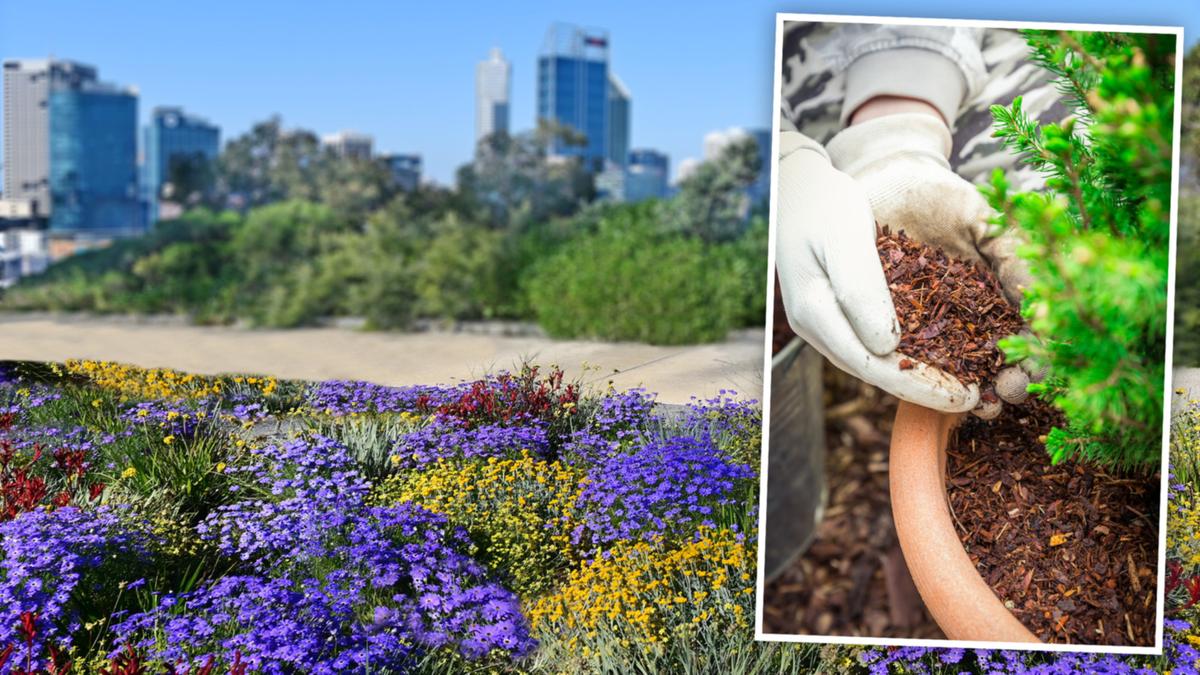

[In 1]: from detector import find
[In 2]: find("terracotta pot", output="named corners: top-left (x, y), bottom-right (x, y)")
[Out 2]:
top-left (889, 400), bottom-right (1039, 643)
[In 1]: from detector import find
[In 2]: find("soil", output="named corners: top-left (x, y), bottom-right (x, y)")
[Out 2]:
top-left (876, 228), bottom-right (1023, 387)
top-left (947, 402), bottom-right (1160, 645)
top-left (762, 364), bottom-right (943, 639)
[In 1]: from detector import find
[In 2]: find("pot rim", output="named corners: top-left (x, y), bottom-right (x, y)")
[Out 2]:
top-left (889, 400), bottom-right (1040, 643)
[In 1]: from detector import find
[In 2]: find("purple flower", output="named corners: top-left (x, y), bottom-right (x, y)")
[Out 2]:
top-left (571, 434), bottom-right (754, 556)
top-left (135, 433), bottom-right (536, 669)
top-left (0, 507), bottom-right (149, 664)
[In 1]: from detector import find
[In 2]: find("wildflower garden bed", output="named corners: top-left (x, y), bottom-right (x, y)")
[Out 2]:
top-left (0, 358), bottom-right (831, 674)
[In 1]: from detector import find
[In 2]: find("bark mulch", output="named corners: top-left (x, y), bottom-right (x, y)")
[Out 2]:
top-left (762, 364), bottom-right (943, 639)
top-left (877, 227), bottom-right (1023, 388)
top-left (947, 402), bottom-right (1160, 646)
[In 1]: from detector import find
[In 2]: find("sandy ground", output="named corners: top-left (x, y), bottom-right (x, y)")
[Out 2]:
top-left (0, 313), bottom-right (766, 404)
top-left (1174, 367), bottom-right (1200, 414)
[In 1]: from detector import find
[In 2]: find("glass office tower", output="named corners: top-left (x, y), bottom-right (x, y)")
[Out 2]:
top-left (626, 148), bottom-right (669, 201)
top-left (143, 106), bottom-right (220, 224)
top-left (606, 74), bottom-right (630, 169)
top-left (48, 81), bottom-right (141, 234)
top-left (2, 59), bottom-right (98, 219)
top-left (537, 24), bottom-right (610, 173)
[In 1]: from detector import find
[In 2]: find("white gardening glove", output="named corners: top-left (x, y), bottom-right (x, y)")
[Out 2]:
top-left (826, 112), bottom-right (1036, 417)
top-left (775, 130), bottom-right (980, 413)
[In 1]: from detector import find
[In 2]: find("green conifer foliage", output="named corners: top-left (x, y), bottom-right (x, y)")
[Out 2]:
top-left (982, 30), bottom-right (1176, 471)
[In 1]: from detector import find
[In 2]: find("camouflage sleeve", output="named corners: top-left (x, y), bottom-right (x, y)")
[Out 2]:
top-left (780, 22), bottom-right (1068, 190)
top-left (817, 25), bottom-right (985, 127)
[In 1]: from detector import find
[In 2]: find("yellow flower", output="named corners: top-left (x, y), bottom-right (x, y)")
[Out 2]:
top-left (215, 462), bottom-right (227, 473)
top-left (91, 399), bottom-right (102, 408)
top-left (162, 435), bottom-right (175, 445)
top-left (374, 452), bottom-right (583, 596)
top-left (121, 467), bottom-right (137, 479)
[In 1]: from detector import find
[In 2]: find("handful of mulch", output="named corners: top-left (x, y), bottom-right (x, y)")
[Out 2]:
top-left (876, 227), bottom-right (1023, 386)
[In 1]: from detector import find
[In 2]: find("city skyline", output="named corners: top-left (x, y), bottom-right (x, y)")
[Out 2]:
top-left (1, 0), bottom-right (1197, 187)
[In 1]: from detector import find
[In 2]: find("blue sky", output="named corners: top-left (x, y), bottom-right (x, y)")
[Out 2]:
top-left (1, 0), bottom-right (1196, 186)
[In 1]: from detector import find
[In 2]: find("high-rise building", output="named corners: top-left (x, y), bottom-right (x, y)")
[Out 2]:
top-left (537, 24), bottom-right (611, 173)
top-left (380, 153), bottom-right (422, 192)
top-left (322, 130), bottom-right (373, 160)
top-left (626, 149), bottom-right (669, 202)
top-left (3, 59), bottom-right (98, 219)
top-left (594, 164), bottom-right (626, 202)
top-left (143, 106), bottom-right (220, 224)
top-left (606, 74), bottom-right (630, 168)
top-left (47, 80), bottom-right (141, 233)
top-left (475, 48), bottom-right (511, 145)
top-left (594, 148), bottom-right (668, 203)
top-left (747, 128), bottom-right (771, 205)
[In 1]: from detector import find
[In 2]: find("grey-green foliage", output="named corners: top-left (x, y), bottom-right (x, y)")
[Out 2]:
top-left (457, 120), bottom-right (596, 228)
top-left (215, 116), bottom-right (398, 219)
top-left (306, 413), bottom-right (423, 481)
top-left (660, 135), bottom-right (762, 243)
top-left (522, 634), bottom-right (825, 675)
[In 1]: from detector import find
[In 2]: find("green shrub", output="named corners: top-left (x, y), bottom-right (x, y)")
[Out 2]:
top-left (525, 202), bottom-right (744, 345)
top-left (984, 30), bottom-right (1174, 470)
top-left (413, 214), bottom-right (505, 320)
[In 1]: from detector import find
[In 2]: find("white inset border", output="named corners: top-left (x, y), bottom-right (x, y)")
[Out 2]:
top-left (754, 11), bottom-right (1183, 657)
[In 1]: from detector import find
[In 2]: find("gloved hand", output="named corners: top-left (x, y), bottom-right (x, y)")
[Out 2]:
top-left (775, 130), bottom-right (979, 413)
top-left (825, 112), bottom-right (1036, 417)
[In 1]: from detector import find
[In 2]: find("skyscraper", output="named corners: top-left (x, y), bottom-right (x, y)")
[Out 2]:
top-left (47, 79), bottom-right (141, 233)
top-left (379, 153), bottom-right (422, 192)
top-left (3, 59), bottom-right (98, 218)
top-left (626, 149), bottom-right (669, 202)
top-left (537, 24), bottom-right (610, 173)
top-left (321, 131), bottom-right (373, 160)
top-left (747, 128), bottom-right (771, 205)
top-left (143, 106), bottom-right (220, 224)
top-left (475, 48), bottom-right (511, 145)
top-left (595, 148), bottom-right (668, 203)
top-left (606, 74), bottom-right (630, 168)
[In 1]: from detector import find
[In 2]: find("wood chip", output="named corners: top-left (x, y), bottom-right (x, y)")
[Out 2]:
top-left (876, 227), bottom-right (1023, 385)
top-left (946, 401), bottom-right (1158, 646)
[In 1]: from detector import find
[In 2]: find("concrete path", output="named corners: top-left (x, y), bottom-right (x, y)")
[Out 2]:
top-left (0, 313), bottom-right (766, 404)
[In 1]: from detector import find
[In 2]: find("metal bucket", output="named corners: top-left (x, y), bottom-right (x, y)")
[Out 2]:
top-left (763, 336), bottom-right (827, 582)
